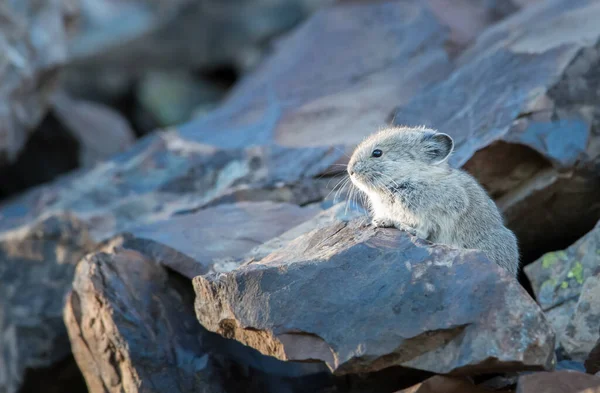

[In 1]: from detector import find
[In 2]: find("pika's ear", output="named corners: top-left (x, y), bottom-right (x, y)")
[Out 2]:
top-left (423, 133), bottom-right (453, 165)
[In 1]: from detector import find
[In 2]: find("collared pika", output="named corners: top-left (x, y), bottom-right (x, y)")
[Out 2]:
top-left (347, 126), bottom-right (519, 276)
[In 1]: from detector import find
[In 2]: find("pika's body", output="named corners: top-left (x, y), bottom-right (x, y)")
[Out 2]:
top-left (348, 126), bottom-right (519, 276)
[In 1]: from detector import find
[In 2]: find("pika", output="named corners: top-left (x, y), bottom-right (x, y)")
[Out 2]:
top-left (347, 126), bottom-right (519, 276)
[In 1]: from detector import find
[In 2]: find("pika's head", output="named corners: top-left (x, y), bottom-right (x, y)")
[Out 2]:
top-left (347, 126), bottom-right (454, 193)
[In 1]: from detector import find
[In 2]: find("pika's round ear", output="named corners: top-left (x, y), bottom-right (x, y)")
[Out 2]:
top-left (423, 133), bottom-right (454, 165)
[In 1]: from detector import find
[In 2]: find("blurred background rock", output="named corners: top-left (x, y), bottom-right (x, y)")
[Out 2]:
top-left (0, 0), bottom-right (334, 199)
top-left (2, 1), bottom-right (600, 393)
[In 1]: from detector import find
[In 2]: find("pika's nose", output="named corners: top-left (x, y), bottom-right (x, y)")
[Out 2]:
top-left (349, 170), bottom-right (355, 176)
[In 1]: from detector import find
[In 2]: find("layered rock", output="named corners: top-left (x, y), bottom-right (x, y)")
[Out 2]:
top-left (0, 131), bottom-right (342, 238)
top-left (122, 201), bottom-right (322, 278)
top-left (391, 0), bottom-right (600, 261)
top-left (525, 220), bottom-right (600, 353)
top-left (561, 276), bottom-right (600, 362)
top-left (0, 0), bottom-right (74, 168)
top-left (0, 215), bottom-right (95, 393)
top-left (0, 130), bottom-right (342, 392)
top-left (194, 217), bottom-right (555, 375)
top-left (65, 247), bottom-right (333, 393)
top-left (516, 370), bottom-right (600, 393)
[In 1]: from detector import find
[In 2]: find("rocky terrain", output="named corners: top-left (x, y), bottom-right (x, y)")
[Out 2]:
top-left (1, 0), bottom-right (600, 392)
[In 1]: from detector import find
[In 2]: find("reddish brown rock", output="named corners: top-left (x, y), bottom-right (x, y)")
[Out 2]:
top-left (65, 248), bottom-right (333, 393)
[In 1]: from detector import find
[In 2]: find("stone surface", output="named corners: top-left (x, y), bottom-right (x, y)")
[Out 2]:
top-left (179, 0), bottom-right (456, 149)
top-left (51, 91), bottom-right (136, 167)
top-left (65, 247), bottom-right (333, 393)
top-left (525, 220), bottom-right (600, 345)
top-left (123, 201), bottom-right (321, 278)
top-left (0, 214), bottom-right (95, 393)
top-left (64, 0), bottom-right (333, 101)
top-left (175, 0), bottom-right (600, 263)
top-left (516, 370), bottom-right (600, 393)
top-left (0, 130), bottom-right (342, 392)
top-left (0, 0), bottom-right (73, 168)
top-left (194, 217), bottom-right (555, 376)
top-left (391, 0), bottom-right (600, 262)
top-left (0, 130), bottom-right (343, 240)
top-left (561, 275), bottom-right (600, 362)
top-left (243, 201), bottom-right (367, 263)
top-left (395, 376), bottom-right (492, 393)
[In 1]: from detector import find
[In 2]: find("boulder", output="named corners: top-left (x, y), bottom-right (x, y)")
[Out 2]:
top-left (390, 0), bottom-right (600, 261)
top-left (64, 247), bottom-right (333, 393)
top-left (516, 370), bottom-right (600, 393)
top-left (0, 214), bottom-right (95, 393)
top-left (0, 130), bottom-right (342, 392)
top-left (121, 201), bottom-right (322, 278)
top-left (0, 0), bottom-right (74, 168)
top-left (561, 275), bottom-right (600, 362)
top-left (0, 130), bottom-right (343, 239)
top-left (194, 217), bottom-right (555, 376)
top-left (525, 220), bottom-right (600, 348)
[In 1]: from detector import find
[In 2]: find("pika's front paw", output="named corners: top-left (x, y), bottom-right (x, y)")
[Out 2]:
top-left (396, 224), bottom-right (418, 237)
top-left (372, 217), bottom-right (394, 228)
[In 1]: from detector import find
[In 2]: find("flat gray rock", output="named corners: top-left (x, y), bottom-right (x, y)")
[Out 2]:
top-left (124, 201), bottom-right (321, 278)
top-left (194, 219), bottom-right (555, 375)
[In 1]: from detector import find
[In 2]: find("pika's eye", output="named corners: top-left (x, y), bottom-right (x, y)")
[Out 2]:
top-left (371, 149), bottom-right (383, 158)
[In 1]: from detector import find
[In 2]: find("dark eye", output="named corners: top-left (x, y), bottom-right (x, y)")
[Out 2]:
top-left (371, 149), bottom-right (383, 158)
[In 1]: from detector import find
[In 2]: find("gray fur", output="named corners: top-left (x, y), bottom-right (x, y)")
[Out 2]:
top-left (347, 126), bottom-right (520, 276)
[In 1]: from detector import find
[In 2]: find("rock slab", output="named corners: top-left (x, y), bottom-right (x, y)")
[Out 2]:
top-left (194, 218), bottom-right (555, 375)
top-left (65, 247), bottom-right (333, 393)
